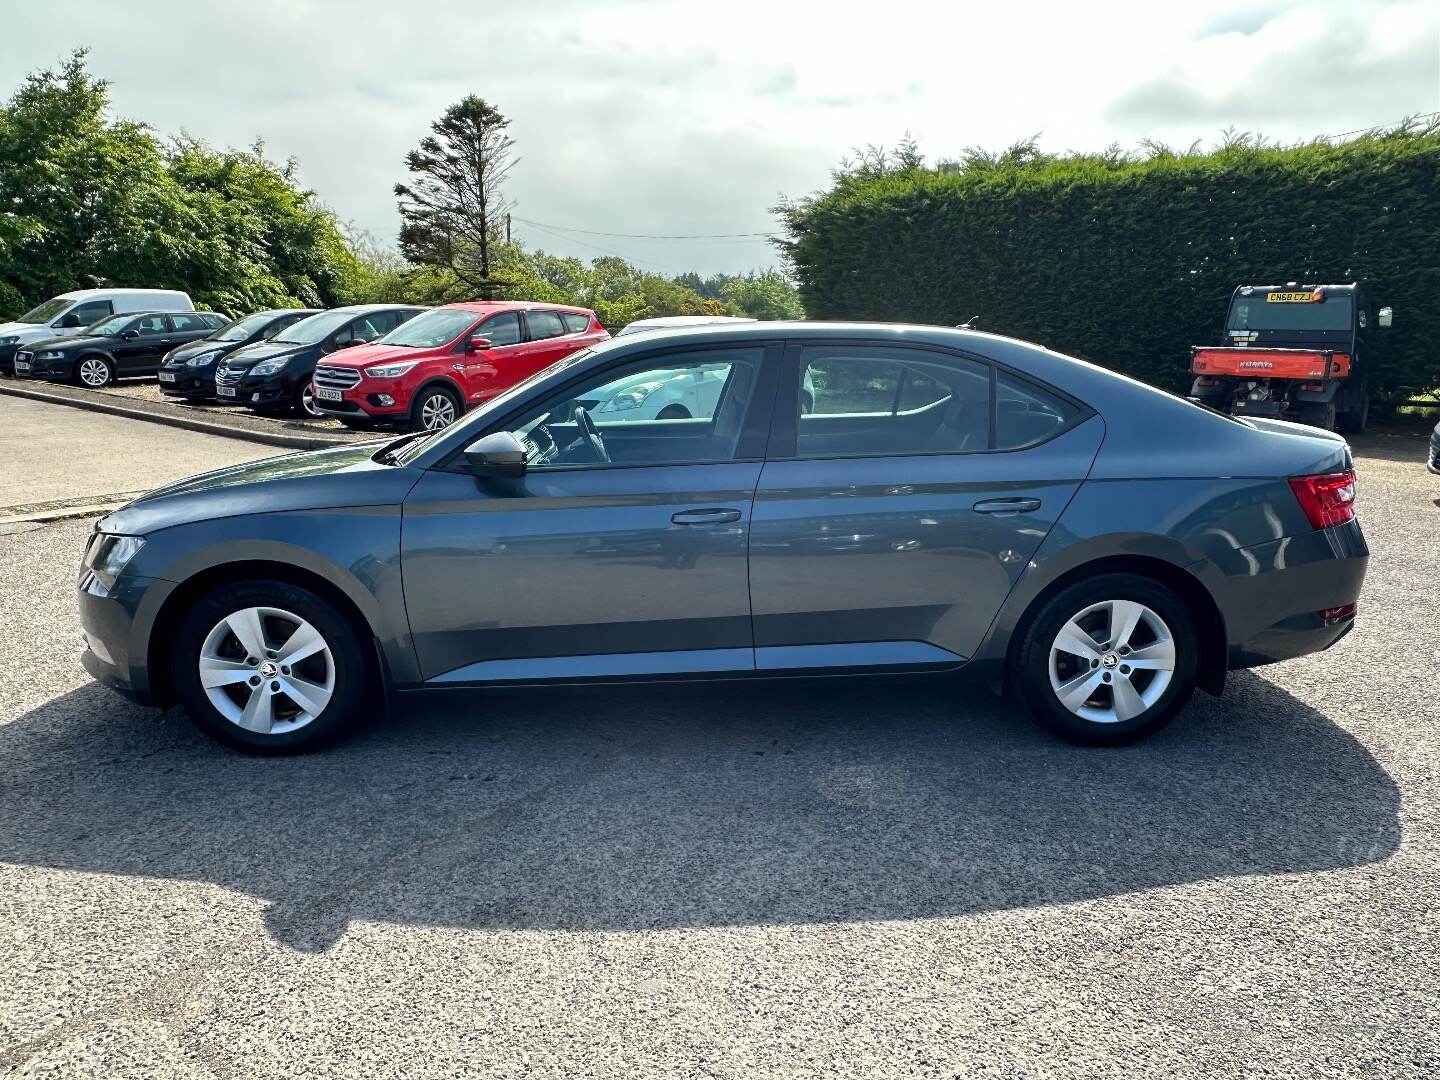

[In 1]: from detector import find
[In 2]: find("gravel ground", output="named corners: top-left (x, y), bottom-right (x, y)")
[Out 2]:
top-left (92, 378), bottom-right (353, 432)
top-left (0, 420), bottom-right (1436, 1078)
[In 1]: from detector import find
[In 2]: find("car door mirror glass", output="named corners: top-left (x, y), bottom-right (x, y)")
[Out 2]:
top-left (1377, 306), bottom-right (1393, 328)
top-left (462, 430), bottom-right (527, 477)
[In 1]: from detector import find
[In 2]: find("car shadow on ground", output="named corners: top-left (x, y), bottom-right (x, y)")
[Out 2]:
top-left (0, 673), bottom-right (1399, 953)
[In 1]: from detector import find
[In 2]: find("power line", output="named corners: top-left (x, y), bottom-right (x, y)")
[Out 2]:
top-left (517, 220), bottom-right (681, 273)
top-left (512, 216), bottom-right (777, 241)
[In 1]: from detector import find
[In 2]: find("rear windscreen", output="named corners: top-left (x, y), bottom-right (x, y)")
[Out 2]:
top-left (1228, 295), bottom-right (1353, 332)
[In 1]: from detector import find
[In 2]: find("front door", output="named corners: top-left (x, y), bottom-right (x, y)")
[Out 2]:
top-left (458, 310), bottom-right (525, 405)
top-left (113, 314), bottom-right (174, 374)
top-left (748, 342), bottom-right (1103, 670)
top-left (401, 342), bottom-right (780, 683)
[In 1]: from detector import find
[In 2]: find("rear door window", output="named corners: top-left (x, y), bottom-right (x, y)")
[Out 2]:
top-left (527, 310), bottom-right (567, 341)
top-left (169, 313), bottom-right (210, 332)
top-left (796, 346), bottom-right (991, 456)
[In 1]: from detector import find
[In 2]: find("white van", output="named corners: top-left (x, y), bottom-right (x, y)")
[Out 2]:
top-left (0, 288), bottom-right (194, 373)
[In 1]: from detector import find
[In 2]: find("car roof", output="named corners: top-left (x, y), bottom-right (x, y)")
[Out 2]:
top-left (57, 288), bottom-right (188, 300)
top-left (439, 300), bottom-right (593, 315)
top-left (626, 316), bottom-right (756, 328)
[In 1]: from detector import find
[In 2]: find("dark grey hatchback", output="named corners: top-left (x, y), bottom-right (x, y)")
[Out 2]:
top-left (78, 323), bottom-right (1368, 753)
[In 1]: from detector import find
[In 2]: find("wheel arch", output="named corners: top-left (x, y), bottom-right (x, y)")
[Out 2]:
top-left (1002, 554), bottom-right (1228, 697)
top-left (145, 558), bottom-right (388, 709)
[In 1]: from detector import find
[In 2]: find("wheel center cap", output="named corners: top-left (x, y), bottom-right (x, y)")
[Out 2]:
top-left (1102, 653), bottom-right (1119, 668)
top-left (259, 661), bottom-right (278, 678)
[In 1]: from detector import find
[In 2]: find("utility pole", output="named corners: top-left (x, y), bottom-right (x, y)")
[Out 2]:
top-left (505, 213), bottom-right (511, 245)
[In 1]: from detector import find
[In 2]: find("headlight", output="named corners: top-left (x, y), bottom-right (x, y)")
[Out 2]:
top-left (0, 335), bottom-right (17, 345)
top-left (186, 350), bottom-right (219, 367)
top-left (365, 360), bottom-right (419, 379)
top-left (249, 358), bottom-right (287, 375)
top-left (598, 381), bottom-right (665, 412)
top-left (83, 533), bottom-right (145, 590)
top-left (34, 350), bottom-right (64, 360)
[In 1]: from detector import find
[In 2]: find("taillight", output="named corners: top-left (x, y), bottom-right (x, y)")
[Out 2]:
top-left (1288, 469), bottom-right (1356, 529)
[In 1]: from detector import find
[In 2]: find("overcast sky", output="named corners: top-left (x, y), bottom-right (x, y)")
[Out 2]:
top-left (4, 0), bottom-right (1437, 275)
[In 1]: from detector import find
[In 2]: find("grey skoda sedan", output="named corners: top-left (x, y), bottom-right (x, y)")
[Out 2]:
top-left (78, 323), bottom-right (1367, 753)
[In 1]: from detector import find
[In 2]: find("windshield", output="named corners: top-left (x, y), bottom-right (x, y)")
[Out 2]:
top-left (392, 347), bottom-right (599, 466)
top-left (379, 308), bottom-right (478, 349)
top-left (1228, 295), bottom-right (1354, 332)
top-left (82, 314), bottom-right (134, 337)
top-left (210, 312), bottom-right (278, 342)
top-left (16, 298), bottom-right (72, 324)
top-left (273, 309), bottom-right (361, 345)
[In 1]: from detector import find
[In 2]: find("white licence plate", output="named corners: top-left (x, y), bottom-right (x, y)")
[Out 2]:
top-left (14, 361), bottom-right (29, 374)
top-left (316, 386), bottom-right (343, 402)
top-left (158, 371), bottom-right (176, 383)
top-left (217, 385), bottom-right (236, 397)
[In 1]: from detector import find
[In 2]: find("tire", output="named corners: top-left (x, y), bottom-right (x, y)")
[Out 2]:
top-left (656, 403), bottom-right (692, 420)
top-left (1336, 391), bottom-right (1370, 435)
top-left (1012, 573), bottom-right (1199, 746)
top-left (1295, 401), bottom-right (1337, 431)
top-left (171, 579), bottom-right (370, 754)
top-left (74, 354), bottom-right (114, 388)
top-left (294, 380), bottom-right (323, 418)
top-left (409, 384), bottom-right (462, 432)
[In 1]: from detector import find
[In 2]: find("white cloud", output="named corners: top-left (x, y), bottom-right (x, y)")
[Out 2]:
top-left (1, 0), bottom-right (1434, 274)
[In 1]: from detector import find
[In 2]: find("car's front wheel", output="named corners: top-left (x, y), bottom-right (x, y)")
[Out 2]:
top-left (1013, 573), bottom-right (1198, 746)
top-left (172, 580), bottom-right (369, 753)
top-left (294, 380), bottom-right (323, 418)
top-left (75, 355), bottom-right (114, 388)
top-left (410, 385), bottom-right (462, 431)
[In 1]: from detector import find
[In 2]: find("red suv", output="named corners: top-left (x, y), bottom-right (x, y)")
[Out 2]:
top-left (311, 301), bottom-right (609, 431)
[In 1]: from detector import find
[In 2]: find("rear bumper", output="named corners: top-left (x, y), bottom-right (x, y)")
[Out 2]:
top-left (1202, 517), bottom-right (1369, 669)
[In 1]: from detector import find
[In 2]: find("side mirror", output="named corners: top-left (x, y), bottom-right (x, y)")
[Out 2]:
top-left (59, 313), bottom-right (83, 329)
top-left (467, 336), bottom-right (492, 353)
top-left (462, 430), bottom-right (527, 477)
top-left (1377, 306), bottom-right (1393, 328)
top-left (120, 329), bottom-right (139, 340)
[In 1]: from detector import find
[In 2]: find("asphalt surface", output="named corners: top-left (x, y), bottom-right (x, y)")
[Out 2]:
top-left (0, 412), bottom-right (1437, 1078)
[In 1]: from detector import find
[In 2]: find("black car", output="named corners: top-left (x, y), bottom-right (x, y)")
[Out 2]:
top-left (1429, 418), bottom-right (1440, 475)
top-left (14, 311), bottom-right (229, 387)
top-left (215, 305), bottom-right (425, 416)
top-left (157, 309), bottom-right (321, 401)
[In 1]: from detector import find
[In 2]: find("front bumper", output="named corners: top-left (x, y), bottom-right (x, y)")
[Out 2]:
top-left (158, 366), bottom-right (217, 398)
top-left (1428, 431), bottom-right (1440, 475)
top-left (77, 571), bottom-right (173, 708)
top-left (215, 371), bottom-right (293, 407)
top-left (12, 356), bottom-right (72, 381)
top-left (0, 343), bottom-right (18, 375)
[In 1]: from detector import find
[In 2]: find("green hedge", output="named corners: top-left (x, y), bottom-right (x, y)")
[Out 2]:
top-left (777, 129), bottom-right (1440, 397)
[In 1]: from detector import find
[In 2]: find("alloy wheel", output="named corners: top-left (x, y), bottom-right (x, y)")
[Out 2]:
top-left (1047, 598), bottom-right (1176, 724)
top-left (299, 383), bottom-right (322, 417)
top-left (420, 393), bottom-right (457, 429)
top-left (198, 606), bottom-right (335, 735)
top-left (79, 358), bottom-right (110, 387)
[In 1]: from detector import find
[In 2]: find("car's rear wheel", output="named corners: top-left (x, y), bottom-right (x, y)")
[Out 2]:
top-left (172, 580), bottom-right (369, 754)
top-left (410, 385), bottom-right (462, 431)
top-left (1013, 573), bottom-right (1198, 746)
top-left (75, 355), bottom-right (114, 388)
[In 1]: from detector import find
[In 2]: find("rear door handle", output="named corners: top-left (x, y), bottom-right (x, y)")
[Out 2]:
top-left (671, 508), bottom-right (742, 526)
top-left (973, 497), bottom-right (1041, 515)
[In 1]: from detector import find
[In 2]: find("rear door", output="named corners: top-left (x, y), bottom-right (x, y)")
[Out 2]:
top-left (168, 312), bottom-right (218, 346)
top-left (748, 341), bottom-right (1103, 670)
top-left (523, 309), bottom-right (583, 368)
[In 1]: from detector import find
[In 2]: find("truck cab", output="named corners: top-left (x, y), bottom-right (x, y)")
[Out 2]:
top-left (1190, 282), bottom-right (1381, 433)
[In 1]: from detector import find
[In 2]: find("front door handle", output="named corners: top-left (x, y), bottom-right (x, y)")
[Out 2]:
top-left (671, 508), bottom-right (742, 526)
top-left (973, 497), bottom-right (1041, 515)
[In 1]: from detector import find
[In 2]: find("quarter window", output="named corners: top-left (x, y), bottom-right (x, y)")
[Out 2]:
top-left (527, 310), bottom-right (567, 340)
top-left (797, 347), bottom-right (991, 457)
top-left (560, 312), bottom-right (591, 334)
top-left (995, 373), bottom-right (1079, 449)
